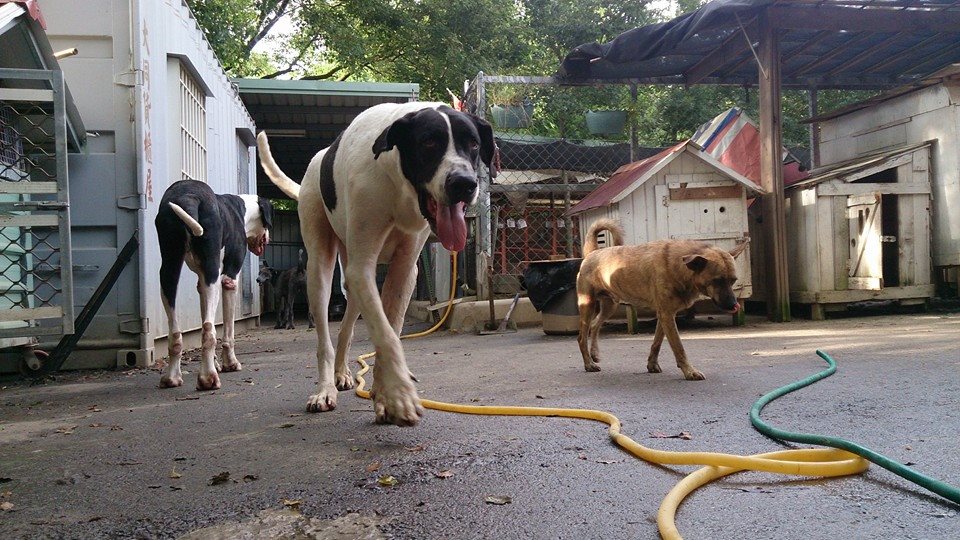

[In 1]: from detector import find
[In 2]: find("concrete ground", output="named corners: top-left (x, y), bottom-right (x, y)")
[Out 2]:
top-left (1, 309), bottom-right (958, 539)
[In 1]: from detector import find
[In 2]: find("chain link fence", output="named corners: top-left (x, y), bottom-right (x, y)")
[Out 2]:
top-left (463, 74), bottom-right (662, 293)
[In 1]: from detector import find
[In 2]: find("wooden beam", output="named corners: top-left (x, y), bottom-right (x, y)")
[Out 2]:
top-left (781, 31), bottom-right (833, 63)
top-left (669, 184), bottom-right (744, 200)
top-left (808, 88), bottom-right (820, 169)
top-left (758, 9), bottom-right (791, 322)
top-left (685, 18), bottom-right (758, 85)
top-left (771, 6), bottom-right (960, 33)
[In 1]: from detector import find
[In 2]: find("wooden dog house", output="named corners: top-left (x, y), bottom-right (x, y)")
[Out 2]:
top-left (785, 142), bottom-right (934, 319)
top-left (568, 141), bottom-right (764, 304)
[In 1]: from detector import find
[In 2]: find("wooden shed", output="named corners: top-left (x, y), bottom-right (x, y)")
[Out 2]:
top-left (785, 142), bottom-right (934, 319)
top-left (568, 141), bottom-right (764, 302)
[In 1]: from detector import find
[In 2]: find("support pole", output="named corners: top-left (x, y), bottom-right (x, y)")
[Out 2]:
top-left (808, 87), bottom-right (820, 169)
top-left (630, 84), bottom-right (638, 162)
top-left (758, 11), bottom-right (791, 322)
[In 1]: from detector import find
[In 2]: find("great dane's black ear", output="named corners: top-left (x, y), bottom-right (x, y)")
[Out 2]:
top-left (257, 197), bottom-right (274, 230)
top-left (469, 113), bottom-right (497, 179)
top-left (372, 112), bottom-right (416, 159)
top-left (682, 254), bottom-right (709, 273)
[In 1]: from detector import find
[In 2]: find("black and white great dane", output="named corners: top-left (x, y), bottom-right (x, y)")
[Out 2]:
top-left (257, 101), bottom-right (495, 425)
top-left (155, 179), bottom-right (273, 390)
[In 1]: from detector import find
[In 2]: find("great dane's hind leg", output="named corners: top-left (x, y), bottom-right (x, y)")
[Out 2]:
top-left (647, 318), bottom-right (664, 374)
top-left (160, 293), bottom-right (184, 388)
top-left (301, 193), bottom-right (339, 412)
top-left (220, 273), bottom-right (242, 372)
top-left (333, 293), bottom-right (359, 390)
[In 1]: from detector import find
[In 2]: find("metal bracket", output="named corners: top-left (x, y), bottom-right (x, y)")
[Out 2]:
top-left (117, 194), bottom-right (146, 210)
top-left (13, 201), bottom-right (69, 210)
top-left (119, 315), bottom-right (148, 335)
top-left (114, 70), bottom-right (143, 87)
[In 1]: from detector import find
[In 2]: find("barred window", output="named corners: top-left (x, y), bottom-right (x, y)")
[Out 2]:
top-left (178, 63), bottom-right (207, 182)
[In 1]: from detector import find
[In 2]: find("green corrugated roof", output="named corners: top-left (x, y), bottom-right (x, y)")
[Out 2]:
top-left (233, 78), bottom-right (419, 98)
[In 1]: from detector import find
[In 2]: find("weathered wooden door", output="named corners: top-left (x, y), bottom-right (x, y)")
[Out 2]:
top-left (847, 193), bottom-right (882, 290)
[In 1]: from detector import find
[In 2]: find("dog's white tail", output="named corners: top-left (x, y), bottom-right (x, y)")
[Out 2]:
top-left (256, 131), bottom-right (301, 201)
top-left (168, 202), bottom-right (204, 237)
top-left (583, 218), bottom-right (625, 257)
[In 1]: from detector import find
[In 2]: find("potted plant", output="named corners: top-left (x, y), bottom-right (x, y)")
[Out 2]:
top-left (488, 86), bottom-right (534, 129)
top-left (585, 109), bottom-right (627, 136)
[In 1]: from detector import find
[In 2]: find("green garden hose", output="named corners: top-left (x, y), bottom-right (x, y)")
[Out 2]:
top-left (751, 349), bottom-right (960, 505)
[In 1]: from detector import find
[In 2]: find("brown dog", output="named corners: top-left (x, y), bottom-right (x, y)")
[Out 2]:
top-left (575, 218), bottom-right (747, 380)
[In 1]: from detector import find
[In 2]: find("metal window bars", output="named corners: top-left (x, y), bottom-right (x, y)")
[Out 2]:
top-left (0, 68), bottom-right (74, 338)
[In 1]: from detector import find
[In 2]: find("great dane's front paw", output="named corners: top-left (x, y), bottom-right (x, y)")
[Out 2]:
top-left (647, 362), bottom-right (662, 374)
top-left (159, 375), bottom-right (183, 388)
top-left (583, 362), bottom-right (601, 372)
top-left (682, 368), bottom-right (705, 381)
top-left (371, 378), bottom-right (422, 427)
top-left (196, 372), bottom-right (221, 391)
top-left (335, 368), bottom-right (354, 390)
top-left (306, 386), bottom-right (339, 412)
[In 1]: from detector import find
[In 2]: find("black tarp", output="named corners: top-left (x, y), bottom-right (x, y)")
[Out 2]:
top-left (556, 0), bottom-right (960, 89)
top-left (559, 0), bottom-right (770, 80)
top-left (523, 259), bottom-right (582, 312)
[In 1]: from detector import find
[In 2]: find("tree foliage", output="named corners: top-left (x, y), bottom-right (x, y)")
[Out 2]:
top-left (188, 0), bottom-right (874, 151)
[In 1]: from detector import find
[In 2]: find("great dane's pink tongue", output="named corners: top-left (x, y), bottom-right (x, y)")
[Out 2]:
top-left (436, 201), bottom-right (467, 252)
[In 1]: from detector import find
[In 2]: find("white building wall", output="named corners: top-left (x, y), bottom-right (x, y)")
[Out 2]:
top-left (819, 84), bottom-right (960, 267)
top-left (136, 0), bottom-right (258, 344)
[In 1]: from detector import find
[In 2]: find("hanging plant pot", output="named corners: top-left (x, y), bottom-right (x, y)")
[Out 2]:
top-left (491, 103), bottom-right (534, 129)
top-left (585, 110), bottom-right (627, 136)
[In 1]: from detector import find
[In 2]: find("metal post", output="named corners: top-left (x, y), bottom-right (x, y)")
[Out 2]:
top-left (758, 10), bottom-right (791, 322)
top-left (474, 72), bottom-right (492, 301)
top-left (630, 84), bottom-right (638, 162)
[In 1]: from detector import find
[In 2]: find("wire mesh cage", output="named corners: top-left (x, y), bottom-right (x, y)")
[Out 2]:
top-left (464, 73), bottom-right (660, 290)
top-left (0, 69), bottom-right (73, 338)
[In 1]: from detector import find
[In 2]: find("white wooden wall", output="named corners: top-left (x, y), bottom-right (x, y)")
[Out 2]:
top-left (786, 147), bottom-right (932, 299)
top-left (819, 84), bottom-right (960, 267)
top-left (577, 152), bottom-right (753, 296)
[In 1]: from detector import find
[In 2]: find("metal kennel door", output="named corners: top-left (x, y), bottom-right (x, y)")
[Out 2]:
top-left (0, 68), bottom-right (74, 338)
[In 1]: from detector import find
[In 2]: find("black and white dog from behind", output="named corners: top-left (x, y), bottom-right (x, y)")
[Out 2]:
top-left (274, 249), bottom-right (315, 330)
top-left (155, 180), bottom-right (273, 390)
top-left (257, 102), bottom-right (495, 425)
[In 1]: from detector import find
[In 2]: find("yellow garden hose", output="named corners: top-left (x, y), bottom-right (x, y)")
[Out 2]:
top-left (353, 252), bottom-right (870, 539)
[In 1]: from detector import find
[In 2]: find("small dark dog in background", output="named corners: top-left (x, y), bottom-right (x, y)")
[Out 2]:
top-left (274, 249), bottom-right (314, 330)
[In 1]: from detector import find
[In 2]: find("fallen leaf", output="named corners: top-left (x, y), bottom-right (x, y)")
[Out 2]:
top-left (280, 423), bottom-right (295, 429)
top-left (904, 461), bottom-right (916, 466)
top-left (577, 453), bottom-right (587, 460)
top-left (1, 491), bottom-right (12, 498)
top-left (535, 395), bottom-right (545, 399)
top-left (243, 474), bottom-right (259, 482)
top-left (282, 498), bottom-right (302, 508)
top-left (109, 425), bottom-right (124, 431)
top-left (405, 445), bottom-right (426, 452)
top-left (169, 468), bottom-right (182, 479)
top-left (274, 384), bottom-right (283, 389)
top-left (287, 413), bottom-right (302, 418)
top-left (350, 446), bottom-right (361, 452)
top-left (596, 459), bottom-right (619, 465)
top-left (169, 486), bottom-right (183, 491)
top-left (1, 501), bottom-right (14, 512)
top-left (0, 478), bottom-right (11, 484)
top-left (147, 485), bottom-right (162, 489)
top-left (209, 472), bottom-right (231, 486)
top-left (377, 475), bottom-right (398, 487)
top-left (175, 396), bottom-right (200, 401)
top-left (88, 423), bottom-right (104, 428)
top-left (365, 462), bottom-right (381, 473)
top-left (484, 495), bottom-right (511, 505)
top-left (434, 469), bottom-right (454, 479)
top-left (55, 426), bottom-right (77, 435)
top-left (88, 407), bottom-right (102, 412)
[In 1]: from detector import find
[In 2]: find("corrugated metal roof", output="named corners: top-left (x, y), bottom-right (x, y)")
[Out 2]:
top-left (236, 78), bottom-right (419, 199)
top-left (567, 141), bottom-right (764, 216)
top-left (788, 140), bottom-right (934, 190)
